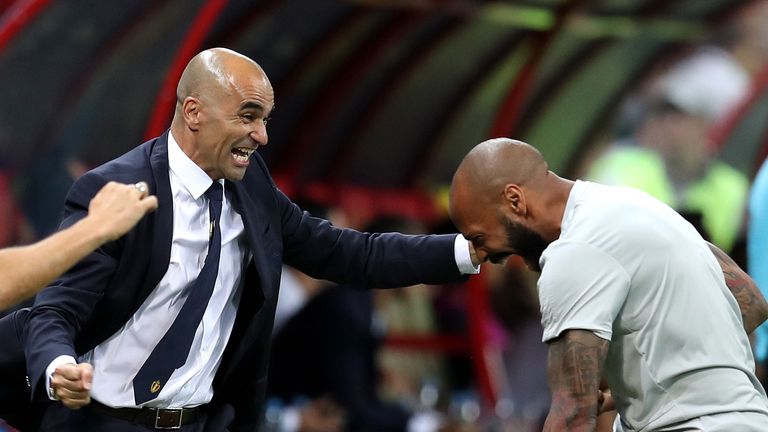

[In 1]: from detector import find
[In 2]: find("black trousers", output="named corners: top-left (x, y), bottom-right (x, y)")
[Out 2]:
top-left (39, 403), bottom-right (207, 432)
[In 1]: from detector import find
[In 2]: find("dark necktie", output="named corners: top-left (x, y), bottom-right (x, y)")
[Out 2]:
top-left (133, 182), bottom-right (223, 405)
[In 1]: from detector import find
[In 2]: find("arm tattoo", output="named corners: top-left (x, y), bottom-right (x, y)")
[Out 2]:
top-left (543, 330), bottom-right (609, 432)
top-left (708, 242), bottom-right (768, 334)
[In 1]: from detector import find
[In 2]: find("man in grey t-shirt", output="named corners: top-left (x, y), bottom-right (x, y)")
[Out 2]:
top-left (449, 138), bottom-right (768, 431)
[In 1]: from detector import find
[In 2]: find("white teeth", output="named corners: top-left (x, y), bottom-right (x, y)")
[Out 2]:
top-left (232, 148), bottom-right (255, 163)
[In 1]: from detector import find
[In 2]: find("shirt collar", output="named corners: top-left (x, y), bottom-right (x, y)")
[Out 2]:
top-left (168, 131), bottom-right (217, 200)
top-left (560, 179), bottom-right (586, 235)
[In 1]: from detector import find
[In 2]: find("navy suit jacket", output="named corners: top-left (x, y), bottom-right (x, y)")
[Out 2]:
top-left (19, 131), bottom-right (464, 431)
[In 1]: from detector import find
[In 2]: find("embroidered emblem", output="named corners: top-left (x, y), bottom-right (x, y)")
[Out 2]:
top-left (150, 380), bottom-right (161, 394)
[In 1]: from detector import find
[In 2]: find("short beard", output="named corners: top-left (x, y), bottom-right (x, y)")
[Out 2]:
top-left (502, 217), bottom-right (549, 272)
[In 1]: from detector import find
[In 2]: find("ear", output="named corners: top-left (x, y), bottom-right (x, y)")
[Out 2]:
top-left (502, 184), bottom-right (527, 215)
top-left (181, 96), bottom-right (202, 132)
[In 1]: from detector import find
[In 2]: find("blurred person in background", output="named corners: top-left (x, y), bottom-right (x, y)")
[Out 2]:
top-left (586, 0), bottom-right (768, 254)
top-left (427, 218), bottom-right (475, 401)
top-left (261, 396), bottom-right (345, 432)
top-left (266, 199), bottom-right (346, 432)
top-left (267, 258), bottom-right (346, 432)
top-left (716, 0), bottom-right (768, 80)
top-left (586, 75), bottom-right (749, 253)
top-left (374, 218), bottom-right (445, 411)
top-left (484, 260), bottom-right (550, 431)
top-left (750, 157), bottom-right (768, 381)
top-left (272, 199), bottom-right (346, 335)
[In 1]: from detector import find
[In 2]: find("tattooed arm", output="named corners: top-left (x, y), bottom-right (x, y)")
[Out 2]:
top-left (707, 242), bottom-right (768, 334)
top-left (543, 329), bottom-right (609, 432)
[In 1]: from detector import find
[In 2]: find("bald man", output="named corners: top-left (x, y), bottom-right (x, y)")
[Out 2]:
top-left (14, 48), bottom-right (477, 432)
top-left (450, 138), bottom-right (768, 432)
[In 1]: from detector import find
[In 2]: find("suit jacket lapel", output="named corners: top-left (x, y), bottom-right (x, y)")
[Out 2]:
top-left (139, 131), bottom-right (174, 302)
top-left (228, 180), bottom-right (274, 300)
top-left (215, 180), bottom-right (275, 384)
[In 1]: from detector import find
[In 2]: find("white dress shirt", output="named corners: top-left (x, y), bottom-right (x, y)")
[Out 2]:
top-left (454, 234), bottom-right (480, 275)
top-left (48, 133), bottom-right (249, 408)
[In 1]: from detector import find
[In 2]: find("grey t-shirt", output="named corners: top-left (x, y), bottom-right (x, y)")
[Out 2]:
top-left (539, 181), bottom-right (768, 431)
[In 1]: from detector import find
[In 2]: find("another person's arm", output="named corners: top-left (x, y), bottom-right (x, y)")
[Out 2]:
top-left (276, 188), bottom-right (475, 288)
top-left (543, 330), bottom-right (608, 432)
top-left (0, 181), bottom-right (157, 310)
top-left (707, 242), bottom-right (768, 334)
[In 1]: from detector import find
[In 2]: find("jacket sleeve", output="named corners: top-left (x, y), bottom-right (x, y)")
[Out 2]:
top-left (23, 172), bottom-right (122, 399)
top-left (277, 189), bottom-right (465, 288)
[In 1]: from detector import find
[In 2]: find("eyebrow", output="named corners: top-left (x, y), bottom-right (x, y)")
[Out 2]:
top-left (239, 101), bottom-right (267, 114)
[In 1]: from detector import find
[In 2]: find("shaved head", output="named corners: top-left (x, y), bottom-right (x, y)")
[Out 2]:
top-left (449, 138), bottom-right (570, 269)
top-left (176, 47), bottom-right (270, 106)
top-left (451, 138), bottom-right (548, 206)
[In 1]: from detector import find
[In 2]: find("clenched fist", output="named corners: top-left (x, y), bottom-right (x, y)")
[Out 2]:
top-left (51, 363), bottom-right (93, 410)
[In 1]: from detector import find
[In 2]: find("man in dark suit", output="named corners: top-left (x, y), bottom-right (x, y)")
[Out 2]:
top-left (16, 48), bottom-right (478, 432)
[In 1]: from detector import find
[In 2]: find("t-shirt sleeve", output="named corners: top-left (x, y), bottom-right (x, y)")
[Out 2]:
top-left (538, 241), bottom-right (631, 343)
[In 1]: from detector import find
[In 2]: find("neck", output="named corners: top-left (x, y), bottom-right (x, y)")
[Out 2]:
top-left (170, 123), bottom-right (198, 161)
top-left (538, 172), bottom-right (574, 242)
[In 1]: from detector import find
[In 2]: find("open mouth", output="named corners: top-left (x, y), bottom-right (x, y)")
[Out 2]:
top-left (232, 147), bottom-right (256, 164)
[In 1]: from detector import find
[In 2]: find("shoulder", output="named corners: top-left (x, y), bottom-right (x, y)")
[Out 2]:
top-left (61, 139), bottom-right (160, 212)
top-left (89, 139), bottom-right (156, 182)
top-left (74, 139), bottom-right (156, 188)
top-left (540, 240), bottom-right (630, 288)
top-left (244, 152), bottom-right (276, 187)
top-left (70, 138), bottom-right (159, 195)
top-left (558, 182), bottom-right (677, 266)
top-left (538, 240), bottom-right (631, 342)
top-left (564, 183), bottom-right (658, 241)
top-left (237, 152), bottom-right (280, 207)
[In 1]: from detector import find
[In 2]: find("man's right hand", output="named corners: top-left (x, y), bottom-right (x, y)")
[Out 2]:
top-left (51, 363), bottom-right (93, 409)
top-left (87, 181), bottom-right (159, 242)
